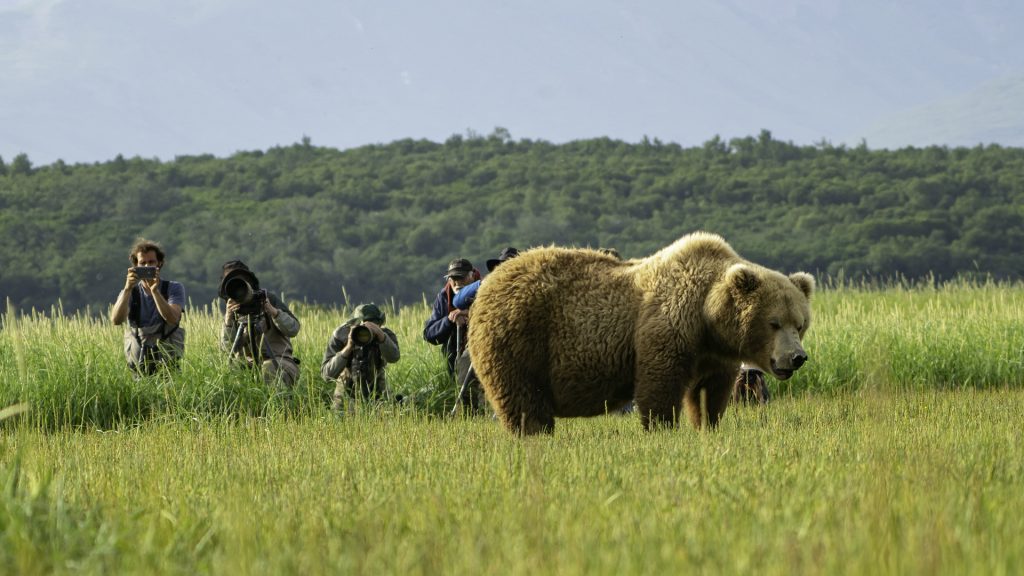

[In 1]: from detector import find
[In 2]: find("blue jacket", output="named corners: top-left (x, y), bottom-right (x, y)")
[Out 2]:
top-left (422, 284), bottom-right (464, 375)
top-left (451, 279), bottom-right (482, 310)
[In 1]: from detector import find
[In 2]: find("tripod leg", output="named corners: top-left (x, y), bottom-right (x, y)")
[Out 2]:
top-left (450, 359), bottom-right (477, 417)
top-left (229, 323), bottom-right (246, 357)
top-left (260, 333), bottom-right (280, 371)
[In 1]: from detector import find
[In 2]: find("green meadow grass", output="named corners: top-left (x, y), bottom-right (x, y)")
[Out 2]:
top-left (3, 391), bottom-right (1023, 575)
top-left (1, 281), bottom-right (1023, 574)
top-left (2, 279), bottom-right (1022, 428)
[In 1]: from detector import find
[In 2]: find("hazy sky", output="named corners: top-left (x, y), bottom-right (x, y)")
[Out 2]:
top-left (2, 0), bottom-right (1022, 165)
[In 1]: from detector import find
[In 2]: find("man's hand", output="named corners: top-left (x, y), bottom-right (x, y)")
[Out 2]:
top-left (263, 298), bottom-right (279, 319)
top-left (139, 267), bottom-right (161, 294)
top-left (123, 267), bottom-right (140, 292)
top-left (362, 321), bottom-right (387, 342)
top-left (447, 309), bottom-right (469, 326)
top-left (225, 298), bottom-right (240, 323)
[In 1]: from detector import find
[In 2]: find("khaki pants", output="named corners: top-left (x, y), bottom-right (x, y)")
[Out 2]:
top-left (331, 373), bottom-right (389, 412)
top-left (262, 357), bottom-right (299, 388)
top-left (124, 325), bottom-right (186, 374)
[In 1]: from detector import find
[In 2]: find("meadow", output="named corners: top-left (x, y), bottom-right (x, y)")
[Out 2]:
top-left (2, 281), bottom-right (1023, 574)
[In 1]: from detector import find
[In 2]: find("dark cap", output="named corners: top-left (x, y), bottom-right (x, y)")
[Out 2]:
top-left (445, 258), bottom-right (474, 279)
top-left (486, 246), bottom-right (520, 272)
top-left (222, 260), bottom-right (251, 276)
top-left (350, 303), bottom-right (385, 325)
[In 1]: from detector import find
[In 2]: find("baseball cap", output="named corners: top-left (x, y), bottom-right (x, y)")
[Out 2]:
top-left (445, 258), bottom-right (474, 279)
top-left (350, 303), bottom-right (385, 325)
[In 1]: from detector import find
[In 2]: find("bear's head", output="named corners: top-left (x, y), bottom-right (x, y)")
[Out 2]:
top-left (706, 264), bottom-right (814, 380)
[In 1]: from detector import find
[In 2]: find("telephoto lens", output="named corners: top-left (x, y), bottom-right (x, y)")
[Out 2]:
top-left (351, 324), bottom-right (374, 346)
top-left (224, 277), bottom-right (255, 303)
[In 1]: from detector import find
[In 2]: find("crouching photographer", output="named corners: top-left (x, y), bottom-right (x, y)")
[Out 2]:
top-left (111, 239), bottom-right (186, 375)
top-left (219, 260), bottom-right (301, 388)
top-left (321, 303), bottom-right (401, 412)
top-left (732, 364), bottom-right (771, 405)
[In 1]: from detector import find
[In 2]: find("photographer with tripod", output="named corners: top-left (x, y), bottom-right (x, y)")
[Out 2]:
top-left (321, 303), bottom-right (401, 412)
top-left (111, 238), bottom-right (186, 375)
top-left (219, 260), bottom-right (301, 388)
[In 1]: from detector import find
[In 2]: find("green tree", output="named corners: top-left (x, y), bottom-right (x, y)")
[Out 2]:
top-left (10, 153), bottom-right (32, 176)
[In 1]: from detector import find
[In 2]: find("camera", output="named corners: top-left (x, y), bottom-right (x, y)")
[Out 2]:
top-left (134, 266), bottom-right (158, 279)
top-left (223, 275), bottom-right (267, 316)
top-left (350, 324), bottom-right (374, 347)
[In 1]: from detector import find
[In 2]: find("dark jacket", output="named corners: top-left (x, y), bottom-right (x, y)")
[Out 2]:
top-left (422, 284), bottom-right (465, 375)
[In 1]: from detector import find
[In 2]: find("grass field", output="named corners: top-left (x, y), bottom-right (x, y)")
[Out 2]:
top-left (2, 281), bottom-right (1023, 574)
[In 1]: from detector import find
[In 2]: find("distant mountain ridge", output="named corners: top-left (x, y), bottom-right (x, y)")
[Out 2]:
top-left (1, 0), bottom-right (1023, 164)
top-left (861, 75), bottom-right (1024, 149)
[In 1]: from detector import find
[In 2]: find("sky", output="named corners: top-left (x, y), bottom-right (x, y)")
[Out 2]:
top-left (2, 0), bottom-right (1023, 165)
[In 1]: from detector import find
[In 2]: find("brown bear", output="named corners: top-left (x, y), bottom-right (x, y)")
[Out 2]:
top-left (467, 232), bottom-right (813, 435)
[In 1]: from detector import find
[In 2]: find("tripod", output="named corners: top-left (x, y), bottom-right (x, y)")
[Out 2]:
top-left (449, 324), bottom-right (481, 416)
top-left (450, 358), bottom-right (479, 416)
top-left (229, 312), bottom-right (280, 371)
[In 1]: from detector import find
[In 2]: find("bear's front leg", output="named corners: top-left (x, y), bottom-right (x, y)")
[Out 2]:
top-left (633, 359), bottom-right (687, 431)
top-left (683, 370), bottom-right (735, 429)
top-left (489, 381), bottom-right (556, 436)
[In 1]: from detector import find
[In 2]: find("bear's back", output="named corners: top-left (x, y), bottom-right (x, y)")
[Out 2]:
top-left (473, 246), bottom-right (639, 333)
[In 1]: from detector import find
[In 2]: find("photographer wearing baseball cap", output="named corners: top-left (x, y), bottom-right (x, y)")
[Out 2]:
top-left (422, 257), bottom-right (479, 377)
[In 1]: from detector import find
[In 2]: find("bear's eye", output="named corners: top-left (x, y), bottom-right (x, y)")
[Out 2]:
top-left (769, 320), bottom-right (782, 330)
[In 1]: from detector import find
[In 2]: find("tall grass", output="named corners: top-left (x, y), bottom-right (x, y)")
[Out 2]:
top-left (0, 298), bottom-right (458, 429)
top-left (2, 279), bottom-right (1023, 428)
top-left (784, 278), bottom-right (1024, 395)
top-left (2, 390), bottom-right (1023, 574)
top-left (2, 282), bottom-right (1024, 574)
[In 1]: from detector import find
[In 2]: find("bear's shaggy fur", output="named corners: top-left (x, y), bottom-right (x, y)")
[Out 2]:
top-left (468, 232), bottom-right (813, 435)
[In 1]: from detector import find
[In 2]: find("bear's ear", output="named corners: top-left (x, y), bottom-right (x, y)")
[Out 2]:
top-left (789, 272), bottom-right (815, 299)
top-left (726, 263), bottom-right (760, 296)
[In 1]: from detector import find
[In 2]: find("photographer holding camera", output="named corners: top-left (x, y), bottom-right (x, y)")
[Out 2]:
top-left (219, 260), bottom-right (301, 388)
top-left (321, 303), bottom-right (401, 411)
top-left (111, 238), bottom-right (186, 374)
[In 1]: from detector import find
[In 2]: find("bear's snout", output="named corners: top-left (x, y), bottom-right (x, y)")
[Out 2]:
top-left (770, 349), bottom-right (808, 379)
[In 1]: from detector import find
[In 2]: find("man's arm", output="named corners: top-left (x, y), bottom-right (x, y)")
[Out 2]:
top-left (363, 322), bottom-right (401, 363)
top-left (148, 279), bottom-right (183, 326)
top-left (265, 293), bottom-right (300, 337)
top-left (111, 268), bottom-right (138, 325)
top-left (423, 291), bottom-right (454, 345)
top-left (379, 329), bottom-right (400, 363)
top-left (321, 326), bottom-right (352, 381)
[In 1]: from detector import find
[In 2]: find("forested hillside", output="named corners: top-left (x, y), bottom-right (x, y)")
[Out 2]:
top-left (2, 129), bottom-right (1022, 313)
